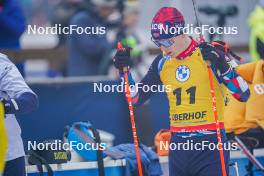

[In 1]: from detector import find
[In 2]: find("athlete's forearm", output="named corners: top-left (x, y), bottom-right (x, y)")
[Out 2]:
top-left (120, 71), bottom-right (139, 104)
top-left (120, 71), bottom-right (156, 106)
top-left (136, 72), bottom-right (163, 106)
top-left (120, 70), bottom-right (162, 106)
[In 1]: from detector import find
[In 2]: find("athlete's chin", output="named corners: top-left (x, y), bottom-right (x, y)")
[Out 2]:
top-left (169, 52), bottom-right (177, 58)
top-left (166, 51), bottom-right (175, 57)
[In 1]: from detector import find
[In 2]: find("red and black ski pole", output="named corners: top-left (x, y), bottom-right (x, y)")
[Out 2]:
top-left (191, 0), bottom-right (227, 175)
top-left (117, 42), bottom-right (143, 176)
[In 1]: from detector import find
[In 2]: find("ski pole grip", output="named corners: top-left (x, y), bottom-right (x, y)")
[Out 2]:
top-left (117, 42), bottom-right (130, 73)
top-left (117, 42), bottom-right (129, 73)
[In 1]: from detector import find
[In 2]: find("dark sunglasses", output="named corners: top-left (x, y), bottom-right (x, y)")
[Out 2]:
top-left (151, 37), bottom-right (175, 48)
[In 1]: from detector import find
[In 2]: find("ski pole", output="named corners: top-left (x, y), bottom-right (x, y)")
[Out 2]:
top-left (235, 136), bottom-right (264, 172)
top-left (117, 42), bottom-right (143, 176)
top-left (207, 67), bottom-right (227, 176)
top-left (191, 0), bottom-right (227, 175)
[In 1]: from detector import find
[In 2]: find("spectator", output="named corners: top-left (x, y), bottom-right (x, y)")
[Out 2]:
top-left (50, 0), bottom-right (83, 46)
top-left (248, 0), bottom-right (264, 61)
top-left (67, 0), bottom-right (116, 76)
top-left (98, 1), bottom-right (143, 76)
top-left (48, 0), bottom-right (83, 77)
top-left (0, 0), bottom-right (26, 77)
top-left (0, 0), bottom-right (25, 49)
top-left (118, 2), bottom-right (143, 76)
top-left (0, 53), bottom-right (38, 176)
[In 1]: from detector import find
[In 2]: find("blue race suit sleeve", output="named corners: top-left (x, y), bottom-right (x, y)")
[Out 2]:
top-left (120, 54), bottom-right (163, 106)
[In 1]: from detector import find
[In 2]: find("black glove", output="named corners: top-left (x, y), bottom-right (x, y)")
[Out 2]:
top-left (113, 47), bottom-right (132, 72)
top-left (212, 40), bottom-right (243, 62)
top-left (199, 42), bottom-right (230, 74)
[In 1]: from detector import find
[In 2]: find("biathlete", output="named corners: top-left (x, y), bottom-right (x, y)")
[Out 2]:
top-left (0, 53), bottom-right (38, 176)
top-left (113, 7), bottom-right (250, 176)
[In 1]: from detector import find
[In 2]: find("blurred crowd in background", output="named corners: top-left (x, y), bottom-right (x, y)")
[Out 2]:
top-left (0, 0), bottom-right (264, 79)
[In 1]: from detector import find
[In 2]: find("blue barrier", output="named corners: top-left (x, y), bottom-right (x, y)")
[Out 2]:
top-left (18, 80), bottom-right (132, 146)
top-left (18, 78), bottom-right (170, 148)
